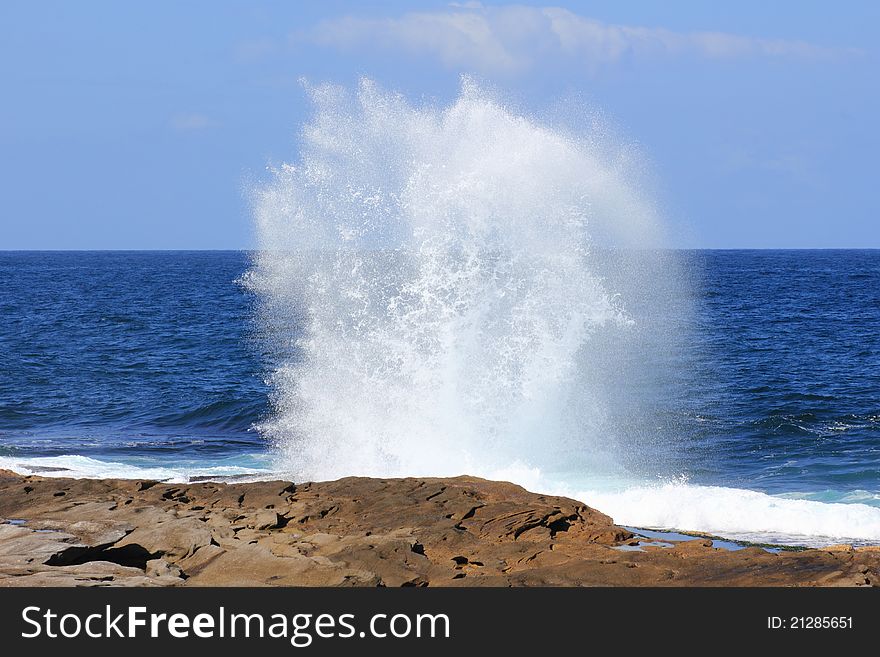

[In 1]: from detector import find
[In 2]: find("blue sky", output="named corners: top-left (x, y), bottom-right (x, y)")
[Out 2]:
top-left (1, 1), bottom-right (877, 249)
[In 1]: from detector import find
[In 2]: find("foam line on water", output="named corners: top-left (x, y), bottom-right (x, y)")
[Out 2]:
top-left (570, 483), bottom-right (880, 547)
top-left (0, 455), bottom-right (273, 484)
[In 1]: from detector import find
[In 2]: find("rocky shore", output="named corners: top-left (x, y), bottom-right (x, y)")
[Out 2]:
top-left (0, 468), bottom-right (877, 586)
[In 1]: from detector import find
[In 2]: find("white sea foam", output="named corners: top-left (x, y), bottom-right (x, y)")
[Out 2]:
top-left (569, 482), bottom-right (880, 547)
top-left (0, 455), bottom-right (272, 484)
top-left (248, 78), bottom-right (675, 479)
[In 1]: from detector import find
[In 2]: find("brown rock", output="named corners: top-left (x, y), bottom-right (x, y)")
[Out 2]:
top-left (0, 471), bottom-right (877, 587)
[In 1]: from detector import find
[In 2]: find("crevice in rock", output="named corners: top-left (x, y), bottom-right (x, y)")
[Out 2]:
top-left (425, 487), bottom-right (447, 502)
top-left (46, 543), bottom-right (161, 569)
top-left (512, 511), bottom-right (576, 539)
top-left (460, 505), bottom-right (484, 521)
top-left (547, 516), bottom-right (572, 535)
top-left (161, 488), bottom-right (191, 504)
top-left (401, 577), bottom-right (429, 587)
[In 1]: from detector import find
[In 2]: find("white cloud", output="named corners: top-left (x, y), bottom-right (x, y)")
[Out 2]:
top-left (170, 113), bottom-right (219, 132)
top-left (304, 4), bottom-right (853, 74)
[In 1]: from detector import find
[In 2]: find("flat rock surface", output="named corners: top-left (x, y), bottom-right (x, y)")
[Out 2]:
top-left (0, 469), bottom-right (877, 587)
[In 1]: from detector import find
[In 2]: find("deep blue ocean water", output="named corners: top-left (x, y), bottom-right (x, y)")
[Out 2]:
top-left (685, 250), bottom-right (880, 497)
top-left (0, 252), bottom-right (270, 475)
top-left (1, 250), bottom-right (879, 541)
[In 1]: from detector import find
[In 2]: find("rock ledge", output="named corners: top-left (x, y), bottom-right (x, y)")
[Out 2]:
top-left (0, 469), bottom-right (876, 587)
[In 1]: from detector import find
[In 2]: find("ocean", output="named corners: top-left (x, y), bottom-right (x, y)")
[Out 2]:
top-left (1, 249), bottom-right (879, 547)
top-left (0, 251), bottom-right (271, 478)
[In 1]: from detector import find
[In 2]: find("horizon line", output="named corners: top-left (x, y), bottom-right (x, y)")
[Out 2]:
top-left (2, 247), bottom-right (880, 253)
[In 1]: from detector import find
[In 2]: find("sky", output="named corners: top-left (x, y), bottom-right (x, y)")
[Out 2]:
top-left (1, 1), bottom-right (877, 249)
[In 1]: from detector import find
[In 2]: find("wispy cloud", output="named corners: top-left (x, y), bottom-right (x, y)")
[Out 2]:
top-left (170, 113), bottom-right (219, 132)
top-left (302, 3), bottom-right (854, 74)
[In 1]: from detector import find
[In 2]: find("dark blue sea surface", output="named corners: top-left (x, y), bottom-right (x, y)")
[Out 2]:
top-left (687, 250), bottom-right (880, 499)
top-left (1, 250), bottom-right (878, 503)
top-left (0, 252), bottom-right (270, 472)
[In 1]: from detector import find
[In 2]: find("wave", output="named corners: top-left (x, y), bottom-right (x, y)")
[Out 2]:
top-left (248, 77), bottom-right (688, 484)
